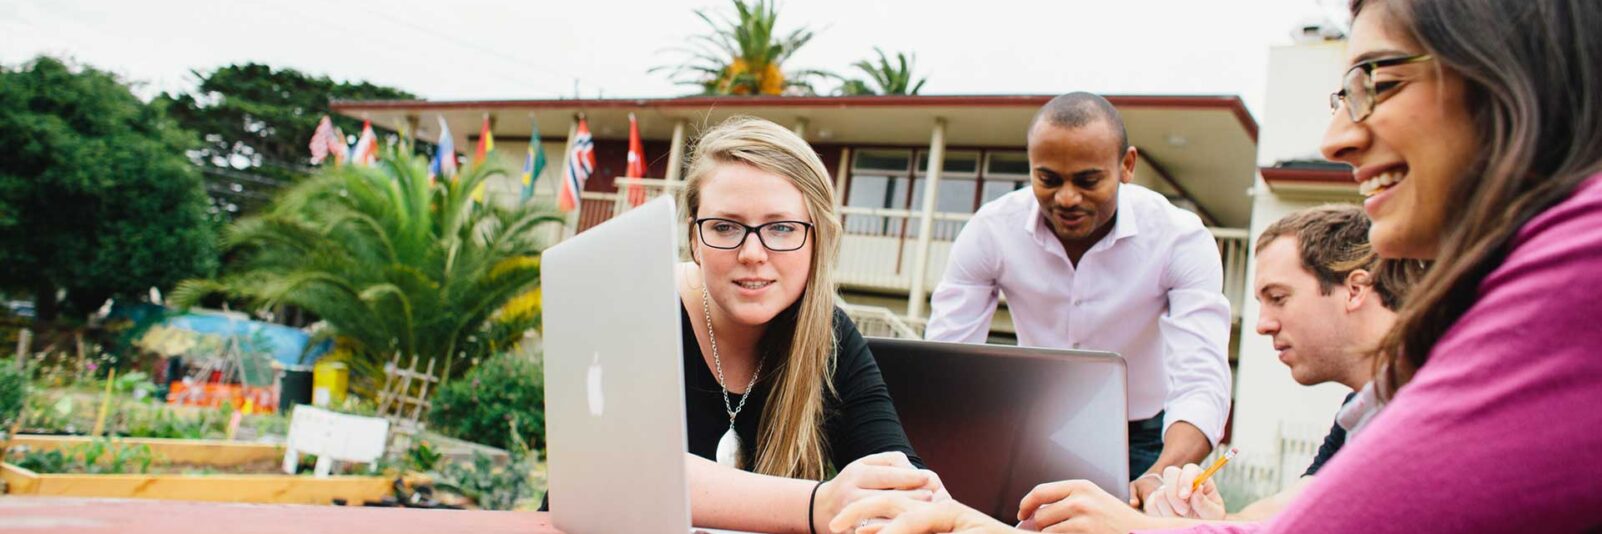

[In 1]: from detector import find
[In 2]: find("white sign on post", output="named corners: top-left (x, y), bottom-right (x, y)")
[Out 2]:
top-left (282, 405), bottom-right (390, 477)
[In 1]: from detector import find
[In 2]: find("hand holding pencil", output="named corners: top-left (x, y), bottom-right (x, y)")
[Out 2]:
top-left (1142, 448), bottom-right (1236, 520)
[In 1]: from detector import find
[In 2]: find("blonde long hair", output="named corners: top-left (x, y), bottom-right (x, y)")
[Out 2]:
top-left (681, 116), bottom-right (842, 480)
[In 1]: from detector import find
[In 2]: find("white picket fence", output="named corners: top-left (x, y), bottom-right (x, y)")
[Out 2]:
top-left (1203, 424), bottom-right (1328, 512)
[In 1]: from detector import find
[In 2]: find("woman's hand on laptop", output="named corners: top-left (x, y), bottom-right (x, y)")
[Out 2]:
top-left (1018, 479), bottom-right (1166, 533)
top-left (1143, 464), bottom-right (1225, 520)
top-left (813, 452), bottom-right (947, 533)
top-left (831, 494), bottom-right (1010, 534)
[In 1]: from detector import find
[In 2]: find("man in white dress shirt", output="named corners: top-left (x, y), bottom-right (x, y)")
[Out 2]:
top-left (925, 92), bottom-right (1232, 508)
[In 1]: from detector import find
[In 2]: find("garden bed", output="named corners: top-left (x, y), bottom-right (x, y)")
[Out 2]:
top-left (2, 435), bottom-right (393, 505)
top-left (9, 434), bottom-right (284, 467)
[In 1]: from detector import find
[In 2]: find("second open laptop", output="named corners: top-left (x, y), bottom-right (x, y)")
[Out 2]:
top-left (867, 337), bottom-right (1130, 521)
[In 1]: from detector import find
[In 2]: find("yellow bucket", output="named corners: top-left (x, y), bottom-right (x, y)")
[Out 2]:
top-left (311, 361), bottom-right (348, 407)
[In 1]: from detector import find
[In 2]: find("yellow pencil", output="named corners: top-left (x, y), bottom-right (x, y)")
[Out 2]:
top-left (1191, 447), bottom-right (1238, 492)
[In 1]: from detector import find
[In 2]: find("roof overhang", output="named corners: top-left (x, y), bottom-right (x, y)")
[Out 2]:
top-left (332, 94), bottom-right (1260, 226)
top-left (1259, 166), bottom-right (1358, 198)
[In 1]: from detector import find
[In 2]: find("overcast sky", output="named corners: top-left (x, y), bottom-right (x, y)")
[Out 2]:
top-left (1, 0), bottom-right (1351, 119)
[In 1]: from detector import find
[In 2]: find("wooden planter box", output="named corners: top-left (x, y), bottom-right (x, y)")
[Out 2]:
top-left (9, 434), bottom-right (284, 467)
top-left (2, 434), bottom-right (392, 505)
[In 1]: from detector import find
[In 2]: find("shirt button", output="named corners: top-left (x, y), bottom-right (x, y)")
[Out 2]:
top-left (1072, 342), bottom-right (1082, 349)
top-left (1073, 299), bottom-right (1083, 306)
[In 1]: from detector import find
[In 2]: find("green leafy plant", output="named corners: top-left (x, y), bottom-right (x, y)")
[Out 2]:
top-left (18, 392), bottom-right (79, 435)
top-left (120, 404), bottom-right (222, 440)
top-left (13, 448), bottom-right (68, 473)
top-left (433, 419), bottom-right (537, 510)
top-left (404, 439), bottom-right (444, 473)
top-left (171, 146), bottom-right (565, 385)
top-left (428, 352), bottom-right (544, 451)
top-left (0, 363), bottom-right (26, 429)
top-left (9, 438), bottom-right (156, 475)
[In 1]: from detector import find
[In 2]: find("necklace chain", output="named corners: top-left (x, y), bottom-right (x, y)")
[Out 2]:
top-left (703, 285), bottom-right (762, 424)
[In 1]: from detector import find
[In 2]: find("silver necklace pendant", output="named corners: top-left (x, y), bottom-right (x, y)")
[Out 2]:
top-left (703, 285), bottom-right (760, 471)
top-left (716, 424), bottom-right (744, 468)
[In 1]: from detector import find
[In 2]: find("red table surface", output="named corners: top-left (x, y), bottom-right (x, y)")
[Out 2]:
top-left (0, 497), bottom-right (564, 534)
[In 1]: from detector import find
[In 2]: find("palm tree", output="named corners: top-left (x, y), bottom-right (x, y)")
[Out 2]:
top-left (172, 144), bottom-right (565, 387)
top-left (835, 48), bottom-right (929, 96)
top-left (655, 0), bottom-right (826, 96)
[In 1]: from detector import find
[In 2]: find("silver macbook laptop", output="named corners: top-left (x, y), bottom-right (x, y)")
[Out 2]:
top-left (542, 197), bottom-right (693, 533)
top-left (867, 337), bottom-right (1130, 521)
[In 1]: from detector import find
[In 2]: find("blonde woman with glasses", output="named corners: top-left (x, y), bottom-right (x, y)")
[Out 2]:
top-left (673, 116), bottom-right (945, 533)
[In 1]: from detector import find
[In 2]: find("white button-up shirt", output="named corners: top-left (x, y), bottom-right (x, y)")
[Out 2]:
top-left (925, 184), bottom-right (1232, 444)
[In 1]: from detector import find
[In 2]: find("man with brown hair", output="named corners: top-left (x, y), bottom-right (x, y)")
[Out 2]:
top-left (1138, 204), bottom-right (1428, 522)
top-left (826, 208), bottom-right (1433, 532)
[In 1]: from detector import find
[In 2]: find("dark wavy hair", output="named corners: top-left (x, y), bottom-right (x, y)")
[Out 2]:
top-left (1352, 0), bottom-right (1602, 399)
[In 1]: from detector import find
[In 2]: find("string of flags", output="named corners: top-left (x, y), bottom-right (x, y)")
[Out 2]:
top-left (307, 112), bottom-right (649, 211)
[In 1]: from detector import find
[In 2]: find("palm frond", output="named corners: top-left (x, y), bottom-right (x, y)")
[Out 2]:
top-left (172, 145), bottom-right (565, 384)
top-left (652, 0), bottom-right (820, 96)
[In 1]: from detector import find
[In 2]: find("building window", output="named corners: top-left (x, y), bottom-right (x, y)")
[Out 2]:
top-left (981, 151), bottom-right (1030, 205)
top-left (845, 149), bottom-right (913, 236)
top-left (911, 150), bottom-right (980, 213)
top-left (843, 148), bottom-right (1037, 240)
top-left (906, 150), bottom-right (978, 240)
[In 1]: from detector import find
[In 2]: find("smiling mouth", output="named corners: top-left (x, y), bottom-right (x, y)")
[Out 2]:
top-left (735, 280), bottom-right (773, 290)
top-left (1056, 211), bottom-right (1091, 224)
top-left (1359, 167), bottom-right (1408, 197)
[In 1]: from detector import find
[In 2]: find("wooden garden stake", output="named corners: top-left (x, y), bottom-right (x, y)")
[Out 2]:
top-left (91, 368), bottom-right (116, 437)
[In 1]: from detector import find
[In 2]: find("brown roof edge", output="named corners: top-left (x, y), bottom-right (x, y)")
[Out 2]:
top-left (1259, 166), bottom-right (1353, 185)
top-left (330, 94), bottom-right (1259, 143)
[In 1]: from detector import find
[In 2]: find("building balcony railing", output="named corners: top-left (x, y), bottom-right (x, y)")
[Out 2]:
top-left (564, 178), bottom-right (1251, 324)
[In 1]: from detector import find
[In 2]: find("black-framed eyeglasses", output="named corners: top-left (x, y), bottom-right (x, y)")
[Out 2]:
top-left (693, 218), bottom-right (814, 252)
top-left (1329, 54), bottom-right (1433, 123)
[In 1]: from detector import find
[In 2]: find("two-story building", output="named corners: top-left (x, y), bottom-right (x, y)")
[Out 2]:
top-left (332, 93), bottom-right (1259, 344)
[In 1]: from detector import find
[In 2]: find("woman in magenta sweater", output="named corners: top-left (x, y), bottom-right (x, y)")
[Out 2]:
top-left (830, 0), bottom-right (1602, 532)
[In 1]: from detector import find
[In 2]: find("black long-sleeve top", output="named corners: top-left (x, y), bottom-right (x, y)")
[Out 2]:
top-left (681, 305), bottom-right (926, 472)
top-left (541, 305), bottom-right (925, 511)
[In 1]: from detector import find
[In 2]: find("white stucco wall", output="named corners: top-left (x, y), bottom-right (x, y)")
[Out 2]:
top-left (1229, 41), bottom-right (1361, 469)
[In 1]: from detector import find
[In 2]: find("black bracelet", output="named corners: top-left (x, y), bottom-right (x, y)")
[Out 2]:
top-left (808, 480), bottom-right (825, 534)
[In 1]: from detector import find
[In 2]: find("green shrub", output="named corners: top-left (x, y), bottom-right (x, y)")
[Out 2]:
top-left (433, 419), bottom-right (538, 510)
top-left (403, 439), bottom-right (444, 473)
top-left (429, 353), bottom-right (543, 451)
top-left (434, 446), bottom-right (535, 510)
top-left (0, 363), bottom-right (26, 427)
top-left (9, 438), bottom-right (155, 475)
top-left (121, 404), bottom-right (225, 440)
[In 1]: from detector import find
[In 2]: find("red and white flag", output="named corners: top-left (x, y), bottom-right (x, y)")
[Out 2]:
top-left (558, 118), bottom-right (595, 213)
top-left (625, 113), bottom-right (648, 207)
top-left (350, 121), bottom-right (379, 166)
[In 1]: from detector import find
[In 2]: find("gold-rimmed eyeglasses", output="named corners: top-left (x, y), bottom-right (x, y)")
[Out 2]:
top-left (1330, 54), bottom-right (1433, 123)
